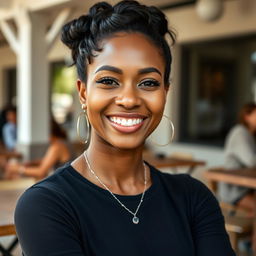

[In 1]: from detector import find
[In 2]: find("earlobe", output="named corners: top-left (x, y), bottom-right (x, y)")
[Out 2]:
top-left (76, 79), bottom-right (87, 105)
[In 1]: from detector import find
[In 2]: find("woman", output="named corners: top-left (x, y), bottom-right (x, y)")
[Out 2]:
top-left (5, 119), bottom-right (72, 179)
top-left (218, 103), bottom-right (256, 213)
top-left (15, 1), bottom-right (235, 255)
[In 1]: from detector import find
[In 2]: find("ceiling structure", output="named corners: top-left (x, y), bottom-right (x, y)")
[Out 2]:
top-left (0, 0), bottom-right (197, 47)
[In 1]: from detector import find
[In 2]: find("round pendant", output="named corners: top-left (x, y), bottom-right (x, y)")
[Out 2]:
top-left (132, 216), bottom-right (139, 224)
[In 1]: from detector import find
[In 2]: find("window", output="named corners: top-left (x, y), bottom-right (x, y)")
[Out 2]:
top-left (179, 35), bottom-right (256, 146)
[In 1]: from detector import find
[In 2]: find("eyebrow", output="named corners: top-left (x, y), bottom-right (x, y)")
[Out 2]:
top-left (95, 65), bottom-right (162, 76)
top-left (95, 65), bottom-right (122, 74)
top-left (138, 67), bottom-right (162, 77)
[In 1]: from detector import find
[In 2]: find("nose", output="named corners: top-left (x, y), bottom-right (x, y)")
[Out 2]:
top-left (115, 86), bottom-right (141, 109)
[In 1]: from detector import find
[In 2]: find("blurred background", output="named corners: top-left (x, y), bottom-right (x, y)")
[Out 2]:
top-left (0, 1), bottom-right (256, 255)
top-left (0, 0), bottom-right (255, 164)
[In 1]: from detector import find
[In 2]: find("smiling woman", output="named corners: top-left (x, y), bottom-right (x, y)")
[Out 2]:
top-left (14, 1), bottom-right (235, 256)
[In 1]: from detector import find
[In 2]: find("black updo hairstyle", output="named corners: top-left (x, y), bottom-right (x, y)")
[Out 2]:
top-left (61, 0), bottom-right (176, 86)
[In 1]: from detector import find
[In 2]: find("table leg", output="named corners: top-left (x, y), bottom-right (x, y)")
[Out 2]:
top-left (0, 243), bottom-right (13, 256)
top-left (0, 237), bottom-right (18, 256)
top-left (6, 237), bottom-right (18, 252)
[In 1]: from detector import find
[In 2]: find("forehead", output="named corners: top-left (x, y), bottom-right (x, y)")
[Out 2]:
top-left (89, 33), bottom-right (165, 71)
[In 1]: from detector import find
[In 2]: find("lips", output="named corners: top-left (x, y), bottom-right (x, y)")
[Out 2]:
top-left (106, 114), bottom-right (147, 133)
top-left (109, 117), bottom-right (143, 127)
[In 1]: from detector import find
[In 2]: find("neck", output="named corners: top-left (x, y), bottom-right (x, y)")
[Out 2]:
top-left (86, 142), bottom-right (145, 184)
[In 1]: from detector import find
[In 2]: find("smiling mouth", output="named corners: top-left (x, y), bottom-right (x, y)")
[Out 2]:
top-left (109, 117), bottom-right (144, 127)
top-left (107, 115), bottom-right (147, 133)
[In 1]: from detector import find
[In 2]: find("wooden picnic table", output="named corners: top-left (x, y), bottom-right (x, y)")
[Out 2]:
top-left (0, 151), bottom-right (22, 160)
top-left (204, 167), bottom-right (256, 254)
top-left (143, 153), bottom-right (206, 174)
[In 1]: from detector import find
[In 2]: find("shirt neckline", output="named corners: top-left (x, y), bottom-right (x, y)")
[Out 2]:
top-left (66, 162), bottom-right (159, 202)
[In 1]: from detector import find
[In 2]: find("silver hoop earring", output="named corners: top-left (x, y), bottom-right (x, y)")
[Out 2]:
top-left (149, 115), bottom-right (174, 147)
top-left (76, 106), bottom-right (90, 144)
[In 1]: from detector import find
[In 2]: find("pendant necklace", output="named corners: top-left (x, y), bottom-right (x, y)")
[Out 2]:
top-left (83, 152), bottom-right (147, 224)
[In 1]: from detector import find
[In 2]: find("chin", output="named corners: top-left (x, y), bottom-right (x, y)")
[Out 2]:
top-left (108, 138), bottom-right (145, 151)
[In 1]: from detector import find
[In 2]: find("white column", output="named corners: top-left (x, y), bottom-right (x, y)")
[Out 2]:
top-left (0, 68), bottom-right (5, 109)
top-left (16, 10), bottom-right (49, 159)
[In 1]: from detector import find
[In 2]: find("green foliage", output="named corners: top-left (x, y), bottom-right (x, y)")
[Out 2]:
top-left (52, 65), bottom-right (76, 94)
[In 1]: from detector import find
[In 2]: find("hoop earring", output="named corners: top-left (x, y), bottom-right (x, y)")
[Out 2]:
top-left (149, 115), bottom-right (174, 147)
top-left (76, 105), bottom-right (90, 144)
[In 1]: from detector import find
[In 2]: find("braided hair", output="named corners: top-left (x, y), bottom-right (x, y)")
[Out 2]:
top-left (61, 0), bottom-right (176, 86)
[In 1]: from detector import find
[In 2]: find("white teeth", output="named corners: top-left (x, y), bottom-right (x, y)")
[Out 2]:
top-left (109, 117), bottom-right (143, 127)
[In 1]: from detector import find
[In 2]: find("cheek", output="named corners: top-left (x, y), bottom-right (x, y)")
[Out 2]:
top-left (86, 89), bottom-right (111, 124)
top-left (146, 90), bottom-right (166, 116)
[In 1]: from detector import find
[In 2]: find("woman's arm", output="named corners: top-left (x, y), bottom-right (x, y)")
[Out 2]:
top-left (187, 177), bottom-right (236, 256)
top-left (5, 143), bottom-right (61, 179)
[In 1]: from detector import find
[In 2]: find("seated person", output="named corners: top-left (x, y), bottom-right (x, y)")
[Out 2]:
top-left (218, 102), bottom-right (256, 216)
top-left (2, 106), bottom-right (17, 151)
top-left (5, 119), bottom-right (73, 180)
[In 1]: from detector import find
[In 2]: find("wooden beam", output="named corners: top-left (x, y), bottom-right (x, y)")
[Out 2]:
top-left (46, 7), bottom-right (71, 51)
top-left (0, 20), bottom-right (19, 54)
top-left (0, 9), bottom-right (15, 21)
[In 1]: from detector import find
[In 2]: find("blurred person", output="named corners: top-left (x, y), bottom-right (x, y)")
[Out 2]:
top-left (218, 102), bottom-right (256, 214)
top-left (5, 119), bottom-right (72, 180)
top-left (2, 106), bottom-right (17, 151)
top-left (14, 1), bottom-right (235, 256)
top-left (0, 105), bottom-right (8, 147)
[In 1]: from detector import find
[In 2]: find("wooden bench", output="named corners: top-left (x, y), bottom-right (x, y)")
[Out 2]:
top-left (204, 168), bottom-right (254, 253)
top-left (220, 203), bottom-right (253, 252)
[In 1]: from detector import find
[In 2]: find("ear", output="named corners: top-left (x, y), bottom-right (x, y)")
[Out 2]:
top-left (76, 79), bottom-right (87, 106)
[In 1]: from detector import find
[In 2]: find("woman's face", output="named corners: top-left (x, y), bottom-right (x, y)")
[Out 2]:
top-left (77, 32), bottom-right (168, 149)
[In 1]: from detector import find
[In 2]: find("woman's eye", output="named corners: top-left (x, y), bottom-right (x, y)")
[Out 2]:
top-left (139, 80), bottom-right (160, 88)
top-left (96, 77), bottom-right (119, 86)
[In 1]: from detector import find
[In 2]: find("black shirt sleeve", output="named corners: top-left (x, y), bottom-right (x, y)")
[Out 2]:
top-left (15, 186), bottom-right (85, 256)
top-left (186, 176), bottom-right (236, 256)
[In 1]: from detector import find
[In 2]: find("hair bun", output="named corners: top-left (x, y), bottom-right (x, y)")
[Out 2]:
top-left (89, 2), bottom-right (113, 16)
top-left (147, 6), bottom-right (168, 36)
top-left (61, 0), bottom-right (175, 84)
top-left (61, 15), bottom-right (91, 50)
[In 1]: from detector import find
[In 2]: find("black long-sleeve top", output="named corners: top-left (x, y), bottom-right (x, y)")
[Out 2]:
top-left (15, 163), bottom-right (235, 256)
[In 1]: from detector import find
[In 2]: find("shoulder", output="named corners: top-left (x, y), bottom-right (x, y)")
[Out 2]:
top-left (151, 165), bottom-right (214, 202)
top-left (47, 141), bottom-right (63, 152)
top-left (227, 124), bottom-right (249, 138)
top-left (15, 164), bottom-right (79, 228)
top-left (16, 164), bottom-right (73, 211)
top-left (3, 122), bottom-right (12, 131)
top-left (225, 124), bottom-right (253, 146)
top-left (153, 166), bottom-right (206, 190)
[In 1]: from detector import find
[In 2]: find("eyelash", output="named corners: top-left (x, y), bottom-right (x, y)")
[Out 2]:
top-left (95, 77), bottom-right (160, 88)
top-left (139, 79), bottom-right (160, 88)
top-left (95, 77), bottom-right (119, 86)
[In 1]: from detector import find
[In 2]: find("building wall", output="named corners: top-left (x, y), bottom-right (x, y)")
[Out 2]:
top-left (165, 0), bottom-right (256, 43)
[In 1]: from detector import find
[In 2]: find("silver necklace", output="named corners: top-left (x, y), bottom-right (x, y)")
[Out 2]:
top-left (83, 152), bottom-right (147, 224)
